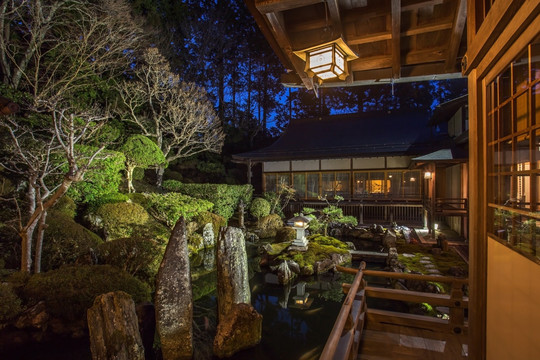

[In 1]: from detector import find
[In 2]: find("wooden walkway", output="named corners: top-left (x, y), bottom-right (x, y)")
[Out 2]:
top-left (358, 321), bottom-right (468, 359)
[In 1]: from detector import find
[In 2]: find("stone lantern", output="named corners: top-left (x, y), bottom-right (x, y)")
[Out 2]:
top-left (289, 214), bottom-right (310, 250)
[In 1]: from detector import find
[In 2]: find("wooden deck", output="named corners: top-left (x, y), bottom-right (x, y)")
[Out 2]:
top-left (358, 319), bottom-right (468, 360)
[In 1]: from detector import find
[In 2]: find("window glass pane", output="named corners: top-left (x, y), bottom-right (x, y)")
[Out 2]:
top-left (501, 139), bottom-right (513, 172)
top-left (306, 173), bottom-right (319, 199)
top-left (293, 173), bottom-right (306, 199)
top-left (369, 172), bottom-right (385, 194)
top-left (335, 172), bottom-right (350, 198)
top-left (500, 66), bottom-right (512, 102)
top-left (513, 48), bottom-right (529, 93)
top-left (516, 134), bottom-right (530, 170)
top-left (515, 92), bottom-right (529, 132)
top-left (516, 174), bottom-right (530, 209)
top-left (387, 172), bottom-right (403, 196)
top-left (488, 112), bottom-right (497, 142)
top-left (354, 172), bottom-right (368, 197)
top-left (534, 84), bottom-right (540, 126)
top-left (265, 174), bottom-right (277, 193)
top-left (534, 128), bottom-right (540, 169)
top-left (489, 144), bottom-right (498, 173)
top-left (403, 171), bottom-right (420, 196)
top-left (489, 174), bottom-right (499, 204)
top-left (487, 82), bottom-right (493, 112)
top-left (321, 173), bottom-right (334, 198)
top-left (501, 175), bottom-right (512, 206)
top-left (500, 103), bottom-right (512, 137)
top-left (532, 35), bottom-right (540, 80)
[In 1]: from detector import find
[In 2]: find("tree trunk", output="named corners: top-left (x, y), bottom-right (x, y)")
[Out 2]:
top-left (155, 165), bottom-right (165, 188)
top-left (126, 165), bottom-right (135, 193)
top-left (34, 210), bottom-right (48, 273)
top-left (20, 222), bottom-right (38, 273)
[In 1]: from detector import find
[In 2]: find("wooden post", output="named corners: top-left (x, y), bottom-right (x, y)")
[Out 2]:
top-left (449, 280), bottom-right (465, 335)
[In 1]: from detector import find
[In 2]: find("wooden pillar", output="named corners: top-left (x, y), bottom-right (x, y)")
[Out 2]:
top-left (468, 68), bottom-right (487, 360)
top-left (429, 163), bottom-right (436, 236)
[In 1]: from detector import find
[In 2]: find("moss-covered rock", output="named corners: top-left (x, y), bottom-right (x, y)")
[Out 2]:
top-left (256, 214), bottom-right (283, 239)
top-left (192, 211), bottom-right (227, 239)
top-left (42, 210), bottom-right (103, 271)
top-left (24, 265), bottom-right (151, 322)
top-left (95, 202), bottom-right (150, 240)
top-left (275, 227), bottom-right (296, 243)
top-left (188, 233), bottom-right (204, 255)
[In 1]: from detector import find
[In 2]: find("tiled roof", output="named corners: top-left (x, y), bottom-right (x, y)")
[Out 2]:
top-left (234, 111), bottom-right (451, 162)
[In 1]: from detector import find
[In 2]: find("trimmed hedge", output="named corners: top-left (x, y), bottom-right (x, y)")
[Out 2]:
top-left (24, 265), bottom-right (151, 321)
top-left (95, 202), bottom-right (150, 240)
top-left (162, 180), bottom-right (253, 220)
top-left (146, 192), bottom-right (214, 227)
top-left (42, 210), bottom-right (103, 271)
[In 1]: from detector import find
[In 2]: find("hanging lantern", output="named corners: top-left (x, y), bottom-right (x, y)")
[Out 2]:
top-left (294, 37), bottom-right (358, 83)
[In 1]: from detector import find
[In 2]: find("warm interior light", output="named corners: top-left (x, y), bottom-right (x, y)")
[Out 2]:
top-left (294, 38), bottom-right (358, 83)
top-left (410, 177), bottom-right (416, 182)
top-left (424, 171), bottom-right (432, 179)
top-left (294, 221), bottom-right (305, 228)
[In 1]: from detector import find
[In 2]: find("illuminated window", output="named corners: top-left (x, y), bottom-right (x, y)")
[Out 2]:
top-left (487, 35), bottom-right (540, 262)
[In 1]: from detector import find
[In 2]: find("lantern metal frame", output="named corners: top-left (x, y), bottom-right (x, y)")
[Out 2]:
top-left (294, 37), bottom-right (358, 83)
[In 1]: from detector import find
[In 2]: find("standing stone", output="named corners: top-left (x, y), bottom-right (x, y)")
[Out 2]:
top-left (216, 227), bottom-right (250, 320)
top-left (214, 227), bottom-right (261, 357)
top-left (87, 291), bottom-right (144, 360)
top-left (155, 217), bottom-right (193, 360)
top-left (202, 223), bottom-right (215, 248)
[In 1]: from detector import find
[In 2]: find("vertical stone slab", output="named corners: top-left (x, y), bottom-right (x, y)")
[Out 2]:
top-left (155, 217), bottom-right (193, 360)
top-left (87, 291), bottom-right (144, 360)
top-left (214, 227), bottom-right (261, 358)
top-left (216, 227), bottom-right (250, 321)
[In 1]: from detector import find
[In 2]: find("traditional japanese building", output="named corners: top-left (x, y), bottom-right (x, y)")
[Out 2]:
top-left (244, 1), bottom-right (540, 359)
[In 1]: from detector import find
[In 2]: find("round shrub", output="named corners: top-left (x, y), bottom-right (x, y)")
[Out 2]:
top-left (95, 202), bottom-right (150, 240)
top-left (88, 192), bottom-right (130, 213)
top-left (51, 196), bottom-right (76, 219)
top-left (24, 265), bottom-right (151, 321)
top-left (249, 197), bottom-right (271, 220)
top-left (0, 283), bottom-right (22, 322)
top-left (98, 237), bottom-right (164, 286)
top-left (146, 192), bottom-right (213, 228)
top-left (42, 210), bottom-right (103, 271)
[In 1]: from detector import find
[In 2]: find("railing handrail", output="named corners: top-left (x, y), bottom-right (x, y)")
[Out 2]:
top-left (319, 262), bottom-right (366, 360)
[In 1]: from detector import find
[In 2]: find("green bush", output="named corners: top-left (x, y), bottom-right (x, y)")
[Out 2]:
top-left (249, 197), bottom-right (271, 219)
top-left (51, 196), bottom-right (77, 219)
top-left (126, 193), bottom-right (153, 209)
top-left (146, 192), bottom-right (214, 228)
top-left (132, 167), bottom-right (145, 181)
top-left (188, 233), bottom-right (204, 255)
top-left (96, 202), bottom-right (150, 240)
top-left (162, 180), bottom-right (253, 220)
top-left (42, 210), bottom-right (103, 271)
top-left (87, 192), bottom-right (130, 213)
top-left (67, 147), bottom-right (125, 204)
top-left (24, 265), bottom-right (151, 321)
top-left (0, 283), bottom-right (22, 322)
top-left (98, 237), bottom-right (164, 285)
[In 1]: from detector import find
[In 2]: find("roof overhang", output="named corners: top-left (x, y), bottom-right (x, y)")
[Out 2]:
top-left (245, 0), bottom-right (467, 90)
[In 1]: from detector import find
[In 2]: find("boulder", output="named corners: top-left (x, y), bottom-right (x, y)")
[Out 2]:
top-left (202, 223), bottom-right (215, 248)
top-left (14, 301), bottom-right (49, 330)
top-left (216, 227), bottom-right (251, 321)
top-left (276, 261), bottom-right (296, 285)
top-left (275, 226), bottom-right (296, 242)
top-left (383, 229), bottom-right (397, 249)
top-left (87, 291), bottom-right (145, 360)
top-left (203, 248), bottom-right (216, 271)
top-left (155, 218), bottom-right (193, 360)
top-left (213, 303), bottom-right (262, 358)
top-left (314, 259), bottom-right (335, 274)
top-left (256, 214), bottom-right (283, 239)
top-left (287, 260), bottom-right (301, 274)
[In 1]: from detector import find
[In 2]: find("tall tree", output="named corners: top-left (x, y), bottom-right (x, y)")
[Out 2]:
top-left (0, 0), bottom-right (144, 272)
top-left (117, 47), bottom-right (225, 187)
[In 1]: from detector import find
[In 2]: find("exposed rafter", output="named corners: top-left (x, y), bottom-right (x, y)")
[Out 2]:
top-left (445, 0), bottom-right (467, 72)
top-left (391, 0), bottom-right (401, 79)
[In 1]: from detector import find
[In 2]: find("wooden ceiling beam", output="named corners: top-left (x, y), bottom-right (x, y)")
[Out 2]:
top-left (326, 0), bottom-right (343, 35)
top-left (404, 46), bottom-right (446, 65)
top-left (391, 0), bottom-right (401, 78)
top-left (255, 0), bottom-right (323, 14)
top-left (402, 20), bottom-right (453, 36)
top-left (401, 0), bottom-right (444, 12)
top-left (445, 0), bottom-right (467, 72)
top-left (265, 11), bottom-right (314, 89)
top-left (347, 31), bottom-right (392, 45)
top-left (349, 55), bottom-right (393, 72)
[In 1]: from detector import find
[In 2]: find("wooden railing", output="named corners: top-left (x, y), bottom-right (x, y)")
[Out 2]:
top-left (319, 262), bottom-right (367, 360)
top-left (320, 266), bottom-right (469, 360)
top-left (285, 201), bottom-right (423, 225)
